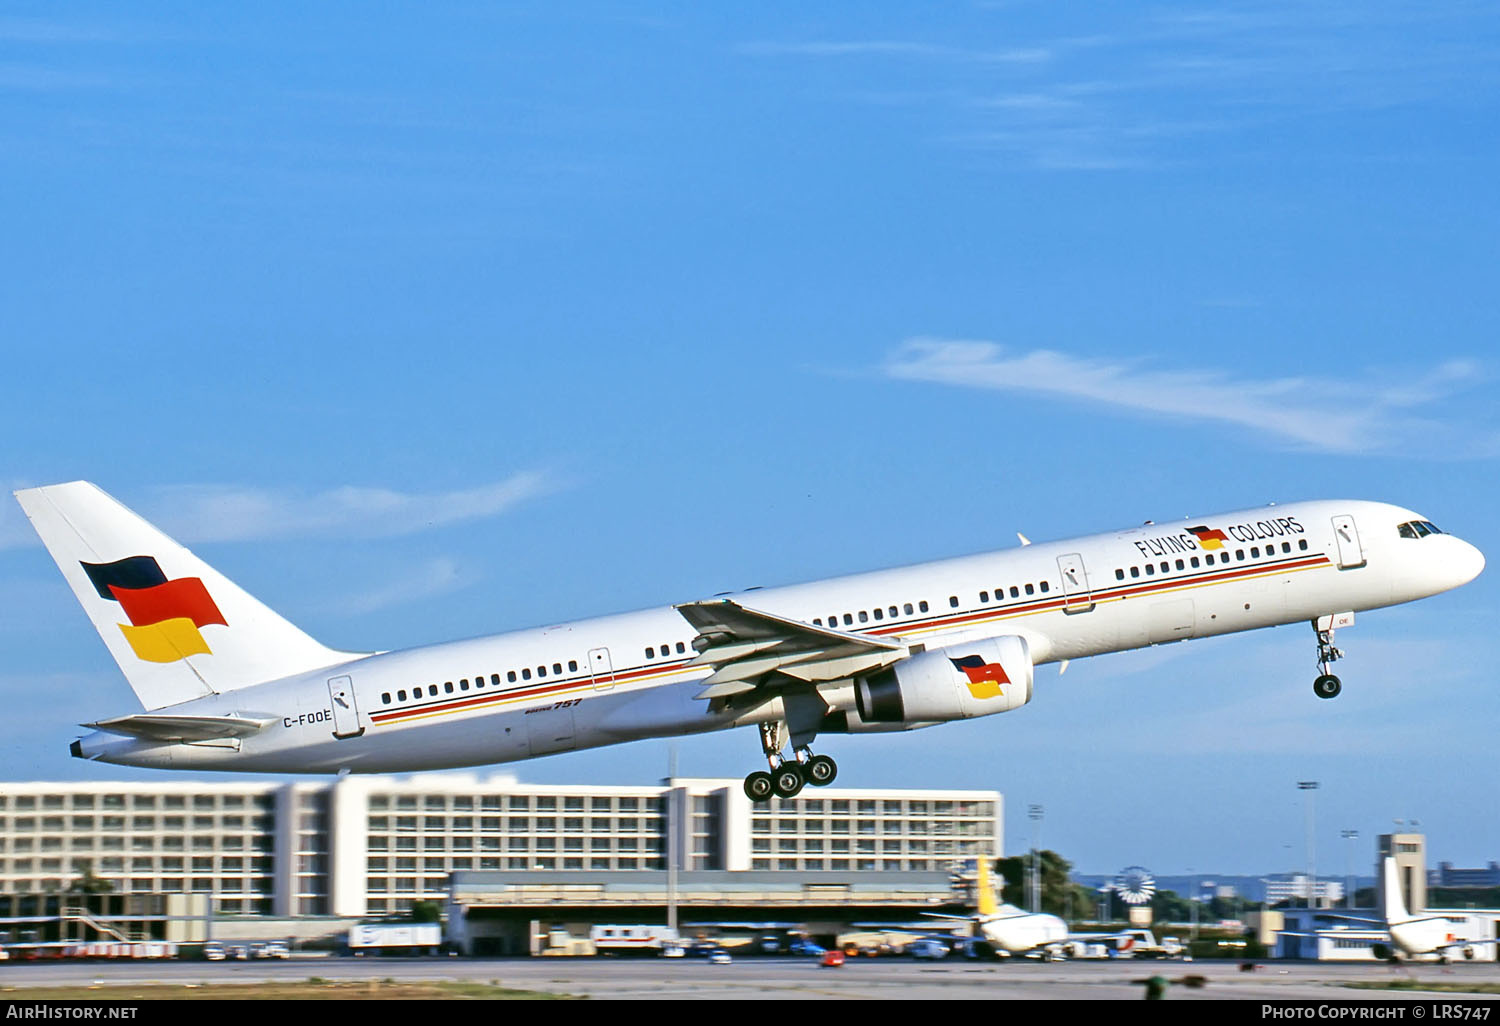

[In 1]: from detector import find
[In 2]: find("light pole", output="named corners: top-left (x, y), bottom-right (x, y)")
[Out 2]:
top-left (1027, 804), bottom-right (1044, 913)
top-left (1341, 830), bottom-right (1359, 909)
top-left (1298, 782), bottom-right (1319, 908)
top-left (1188, 866), bottom-right (1199, 940)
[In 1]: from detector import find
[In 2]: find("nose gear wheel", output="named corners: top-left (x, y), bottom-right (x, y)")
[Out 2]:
top-left (1311, 617), bottom-right (1348, 699)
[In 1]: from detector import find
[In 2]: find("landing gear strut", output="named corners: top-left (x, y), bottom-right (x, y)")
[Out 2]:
top-left (1312, 613), bottom-right (1351, 699)
top-left (741, 721), bottom-right (839, 801)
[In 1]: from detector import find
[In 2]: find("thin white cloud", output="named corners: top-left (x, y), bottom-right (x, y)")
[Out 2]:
top-left (335, 556), bottom-right (468, 616)
top-left (883, 338), bottom-right (1495, 457)
top-left (3, 472), bottom-right (562, 550)
top-left (740, 9), bottom-right (1497, 171)
top-left (739, 41), bottom-right (1050, 64)
top-left (149, 472), bottom-right (560, 543)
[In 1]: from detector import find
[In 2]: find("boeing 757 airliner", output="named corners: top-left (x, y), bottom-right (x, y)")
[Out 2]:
top-left (14, 483), bottom-right (1483, 799)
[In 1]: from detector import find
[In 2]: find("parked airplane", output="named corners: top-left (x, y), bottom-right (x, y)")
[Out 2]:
top-left (14, 483), bottom-right (1484, 797)
top-left (925, 857), bottom-right (1070, 958)
top-left (1356, 858), bottom-right (1498, 962)
top-left (924, 859), bottom-right (1174, 959)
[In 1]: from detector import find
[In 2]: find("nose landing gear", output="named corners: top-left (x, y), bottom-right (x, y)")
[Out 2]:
top-left (741, 720), bottom-right (839, 800)
top-left (1311, 613), bottom-right (1353, 699)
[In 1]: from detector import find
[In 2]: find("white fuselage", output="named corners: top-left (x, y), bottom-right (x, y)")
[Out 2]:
top-left (977, 908), bottom-right (1070, 954)
top-left (72, 498), bottom-right (1484, 772)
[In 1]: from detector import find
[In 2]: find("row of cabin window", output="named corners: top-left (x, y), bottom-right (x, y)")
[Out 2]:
top-left (1111, 538), bottom-right (1309, 581)
top-left (381, 659), bottom-right (582, 706)
top-left (811, 601), bottom-right (931, 629)
top-left (645, 642), bottom-right (688, 659)
top-left (976, 581), bottom-right (1049, 604)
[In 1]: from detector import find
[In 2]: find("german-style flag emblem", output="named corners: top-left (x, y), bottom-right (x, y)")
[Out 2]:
top-left (81, 556), bottom-right (226, 663)
top-left (1186, 525), bottom-right (1228, 551)
top-left (950, 655), bottom-right (1009, 700)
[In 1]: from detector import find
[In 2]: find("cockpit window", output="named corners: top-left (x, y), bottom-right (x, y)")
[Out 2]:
top-left (1398, 520), bottom-right (1444, 539)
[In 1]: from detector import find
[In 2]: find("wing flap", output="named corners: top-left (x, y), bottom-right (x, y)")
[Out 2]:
top-left (675, 599), bottom-right (907, 700)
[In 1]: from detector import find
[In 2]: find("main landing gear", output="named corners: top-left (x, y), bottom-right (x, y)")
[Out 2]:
top-left (743, 721), bottom-right (838, 801)
top-left (1312, 613), bottom-right (1352, 700)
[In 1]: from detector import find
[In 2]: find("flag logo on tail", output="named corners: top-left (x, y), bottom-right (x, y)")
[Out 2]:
top-left (949, 655), bottom-right (1009, 699)
top-left (81, 556), bottom-right (226, 663)
top-left (1186, 525), bottom-right (1228, 550)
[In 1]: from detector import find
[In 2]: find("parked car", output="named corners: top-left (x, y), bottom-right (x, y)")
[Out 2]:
top-left (909, 938), bottom-right (951, 960)
top-left (203, 943), bottom-right (226, 961)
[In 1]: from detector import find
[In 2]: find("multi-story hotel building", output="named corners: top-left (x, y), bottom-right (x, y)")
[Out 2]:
top-left (0, 776), bottom-right (1002, 919)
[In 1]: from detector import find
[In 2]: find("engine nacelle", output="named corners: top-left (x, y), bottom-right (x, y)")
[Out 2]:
top-left (855, 636), bottom-right (1034, 724)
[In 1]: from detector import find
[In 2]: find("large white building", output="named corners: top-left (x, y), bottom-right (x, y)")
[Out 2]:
top-left (0, 777), bottom-right (1002, 919)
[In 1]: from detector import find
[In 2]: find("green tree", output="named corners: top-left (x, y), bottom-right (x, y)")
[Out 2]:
top-left (67, 860), bottom-right (114, 895)
top-left (994, 850), bottom-right (1097, 921)
top-left (410, 900), bottom-right (442, 923)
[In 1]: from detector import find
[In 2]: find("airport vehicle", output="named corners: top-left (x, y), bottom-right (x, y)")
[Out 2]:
top-left (1107, 930), bottom-right (1184, 959)
top-left (821, 950), bottom-right (846, 968)
top-left (909, 938), bottom-right (951, 960)
top-left (16, 483), bottom-right (1482, 795)
top-left (346, 922), bottom-right (443, 956)
top-left (708, 948), bottom-right (732, 965)
top-left (589, 924), bottom-right (682, 955)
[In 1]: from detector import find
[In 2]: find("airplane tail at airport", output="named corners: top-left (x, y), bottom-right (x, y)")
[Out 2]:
top-left (14, 481), bottom-right (363, 711)
top-left (976, 856), bottom-right (1000, 917)
top-left (1382, 856), bottom-right (1414, 926)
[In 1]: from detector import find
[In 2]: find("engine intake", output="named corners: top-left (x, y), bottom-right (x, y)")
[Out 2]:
top-left (856, 636), bottom-right (1034, 724)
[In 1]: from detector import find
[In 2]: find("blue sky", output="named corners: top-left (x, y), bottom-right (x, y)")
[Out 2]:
top-left (2, 2), bottom-right (1497, 877)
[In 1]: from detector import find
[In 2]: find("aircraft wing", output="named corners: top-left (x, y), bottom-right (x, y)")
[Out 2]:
top-left (675, 599), bottom-right (906, 700)
top-left (84, 713), bottom-right (280, 742)
top-left (1312, 913), bottom-right (1387, 927)
top-left (1437, 938), bottom-right (1500, 952)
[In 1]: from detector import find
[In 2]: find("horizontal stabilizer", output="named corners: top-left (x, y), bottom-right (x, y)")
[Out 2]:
top-left (84, 712), bottom-right (279, 742)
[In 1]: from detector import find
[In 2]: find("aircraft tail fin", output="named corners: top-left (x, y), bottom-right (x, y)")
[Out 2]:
top-left (15, 481), bottom-right (363, 710)
top-left (1382, 856), bottom-right (1413, 925)
top-left (976, 856), bottom-right (1000, 917)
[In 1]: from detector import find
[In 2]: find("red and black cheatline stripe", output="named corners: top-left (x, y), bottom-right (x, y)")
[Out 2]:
top-left (864, 550), bottom-right (1330, 640)
top-left (370, 656), bottom-right (700, 726)
top-left (371, 549), bottom-right (1332, 728)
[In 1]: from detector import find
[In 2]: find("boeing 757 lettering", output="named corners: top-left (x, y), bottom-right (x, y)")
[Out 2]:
top-left (13, 483), bottom-right (1484, 799)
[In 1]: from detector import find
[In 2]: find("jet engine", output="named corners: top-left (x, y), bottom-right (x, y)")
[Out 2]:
top-left (854, 636), bottom-right (1033, 724)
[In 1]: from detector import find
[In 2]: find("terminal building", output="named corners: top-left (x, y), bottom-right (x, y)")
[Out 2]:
top-left (0, 776), bottom-right (1003, 929)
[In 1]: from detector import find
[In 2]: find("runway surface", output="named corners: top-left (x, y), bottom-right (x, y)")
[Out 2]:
top-left (4, 956), bottom-right (1500, 1000)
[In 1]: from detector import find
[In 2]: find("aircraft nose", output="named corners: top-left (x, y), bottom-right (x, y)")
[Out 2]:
top-left (1450, 538), bottom-right (1485, 587)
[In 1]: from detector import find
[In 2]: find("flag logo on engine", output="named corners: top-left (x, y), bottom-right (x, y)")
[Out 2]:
top-left (949, 655), bottom-right (1008, 700)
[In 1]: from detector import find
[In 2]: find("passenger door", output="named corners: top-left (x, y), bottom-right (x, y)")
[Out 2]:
top-left (1057, 553), bottom-right (1094, 613)
top-left (588, 647), bottom-right (614, 691)
top-left (1331, 515), bottom-right (1366, 569)
top-left (327, 675), bottom-right (365, 739)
